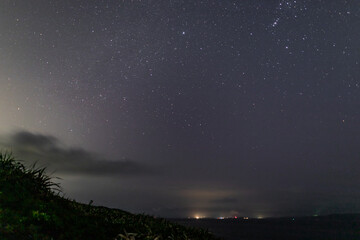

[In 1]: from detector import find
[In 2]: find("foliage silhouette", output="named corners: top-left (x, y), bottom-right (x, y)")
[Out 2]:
top-left (0, 152), bottom-right (219, 240)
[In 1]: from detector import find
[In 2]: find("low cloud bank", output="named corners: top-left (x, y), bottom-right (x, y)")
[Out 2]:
top-left (0, 131), bottom-right (151, 176)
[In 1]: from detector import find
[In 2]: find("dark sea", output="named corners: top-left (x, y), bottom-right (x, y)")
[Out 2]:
top-left (171, 214), bottom-right (360, 240)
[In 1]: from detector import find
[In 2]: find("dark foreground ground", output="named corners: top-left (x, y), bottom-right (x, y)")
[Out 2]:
top-left (0, 153), bottom-right (218, 240)
top-left (2, 153), bottom-right (359, 239)
top-left (172, 214), bottom-right (360, 240)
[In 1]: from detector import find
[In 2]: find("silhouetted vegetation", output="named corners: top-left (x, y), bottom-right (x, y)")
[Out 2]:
top-left (0, 153), bottom-right (219, 240)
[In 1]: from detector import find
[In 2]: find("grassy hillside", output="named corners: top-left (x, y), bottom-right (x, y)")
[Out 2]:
top-left (0, 153), bottom-right (219, 240)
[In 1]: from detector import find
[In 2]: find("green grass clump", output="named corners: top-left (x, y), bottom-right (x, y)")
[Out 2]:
top-left (0, 153), bottom-right (219, 240)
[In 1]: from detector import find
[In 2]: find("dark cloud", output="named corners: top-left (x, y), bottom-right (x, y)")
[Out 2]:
top-left (211, 197), bottom-right (239, 204)
top-left (13, 131), bottom-right (59, 150)
top-left (1, 130), bottom-right (360, 218)
top-left (0, 131), bottom-right (152, 176)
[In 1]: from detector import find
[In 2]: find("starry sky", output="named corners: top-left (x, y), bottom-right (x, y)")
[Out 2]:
top-left (1, 0), bottom-right (360, 218)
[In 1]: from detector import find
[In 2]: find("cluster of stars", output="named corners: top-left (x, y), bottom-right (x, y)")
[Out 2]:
top-left (0, 0), bottom-right (359, 218)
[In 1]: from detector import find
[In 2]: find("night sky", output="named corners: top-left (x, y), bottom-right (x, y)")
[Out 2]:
top-left (1, 0), bottom-right (360, 218)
